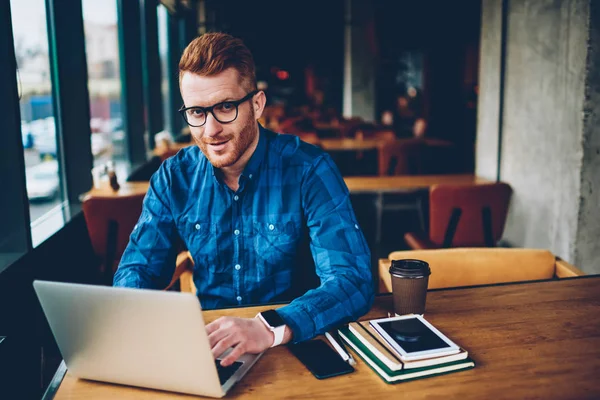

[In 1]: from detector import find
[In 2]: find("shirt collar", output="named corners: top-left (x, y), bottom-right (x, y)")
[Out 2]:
top-left (240, 123), bottom-right (268, 182)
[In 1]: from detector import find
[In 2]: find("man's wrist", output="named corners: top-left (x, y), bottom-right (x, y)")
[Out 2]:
top-left (281, 325), bottom-right (293, 345)
top-left (256, 311), bottom-right (289, 347)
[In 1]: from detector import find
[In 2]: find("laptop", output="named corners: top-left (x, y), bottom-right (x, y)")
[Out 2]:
top-left (33, 280), bottom-right (263, 398)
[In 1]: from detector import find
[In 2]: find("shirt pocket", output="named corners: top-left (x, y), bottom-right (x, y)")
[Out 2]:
top-left (179, 219), bottom-right (220, 269)
top-left (253, 220), bottom-right (299, 270)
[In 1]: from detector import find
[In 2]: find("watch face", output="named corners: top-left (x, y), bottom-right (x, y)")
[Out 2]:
top-left (261, 310), bottom-right (286, 327)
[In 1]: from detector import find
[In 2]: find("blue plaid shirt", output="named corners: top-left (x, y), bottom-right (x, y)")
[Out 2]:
top-left (114, 125), bottom-right (374, 342)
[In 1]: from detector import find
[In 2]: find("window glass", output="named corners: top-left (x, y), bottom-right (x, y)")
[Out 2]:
top-left (158, 4), bottom-right (172, 138)
top-left (82, 0), bottom-right (128, 179)
top-left (10, 0), bottom-right (65, 238)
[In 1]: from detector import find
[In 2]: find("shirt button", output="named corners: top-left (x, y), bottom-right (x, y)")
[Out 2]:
top-left (234, 229), bottom-right (240, 236)
top-left (234, 195), bottom-right (239, 201)
top-left (268, 224), bottom-right (275, 231)
top-left (236, 296), bottom-right (242, 302)
top-left (249, 174), bottom-right (253, 179)
top-left (195, 224), bottom-right (201, 230)
top-left (235, 264), bottom-right (241, 270)
top-left (354, 224), bottom-right (359, 229)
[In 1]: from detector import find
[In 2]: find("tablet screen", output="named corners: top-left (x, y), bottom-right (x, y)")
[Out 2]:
top-left (376, 317), bottom-right (451, 354)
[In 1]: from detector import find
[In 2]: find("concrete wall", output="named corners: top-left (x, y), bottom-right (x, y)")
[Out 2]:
top-left (476, 0), bottom-right (503, 180)
top-left (343, 0), bottom-right (376, 121)
top-left (477, 0), bottom-right (600, 273)
top-left (576, 1), bottom-right (600, 271)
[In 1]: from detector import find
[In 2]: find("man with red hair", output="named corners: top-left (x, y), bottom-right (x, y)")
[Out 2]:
top-left (114, 33), bottom-right (373, 367)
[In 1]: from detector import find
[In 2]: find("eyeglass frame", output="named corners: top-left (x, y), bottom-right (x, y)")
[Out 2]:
top-left (178, 90), bottom-right (260, 127)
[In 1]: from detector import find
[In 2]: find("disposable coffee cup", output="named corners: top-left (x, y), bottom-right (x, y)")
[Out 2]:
top-left (389, 259), bottom-right (431, 316)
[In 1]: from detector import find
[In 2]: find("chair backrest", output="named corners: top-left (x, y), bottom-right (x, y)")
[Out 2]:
top-left (429, 182), bottom-right (512, 247)
top-left (82, 193), bottom-right (145, 281)
top-left (377, 138), bottom-right (423, 176)
top-left (385, 248), bottom-right (556, 290)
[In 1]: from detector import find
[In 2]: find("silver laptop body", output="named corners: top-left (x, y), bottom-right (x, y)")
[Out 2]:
top-left (33, 280), bottom-right (262, 398)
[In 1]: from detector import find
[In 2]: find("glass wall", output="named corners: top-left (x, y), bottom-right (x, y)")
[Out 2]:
top-left (9, 0), bottom-right (64, 228)
top-left (158, 4), bottom-right (171, 139)
top-left (82, 0), bottom-right (128, 179)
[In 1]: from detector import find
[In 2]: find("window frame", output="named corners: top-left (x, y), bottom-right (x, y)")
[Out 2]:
top-left (0, 1), bottom-right (32, 272)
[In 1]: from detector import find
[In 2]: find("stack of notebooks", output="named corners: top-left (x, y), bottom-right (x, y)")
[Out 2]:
top-left (338, 317), bottom-right (475, 384)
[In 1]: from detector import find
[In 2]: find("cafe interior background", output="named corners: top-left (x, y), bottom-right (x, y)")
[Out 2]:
top-left (1, 0), bottom-right (599, 397)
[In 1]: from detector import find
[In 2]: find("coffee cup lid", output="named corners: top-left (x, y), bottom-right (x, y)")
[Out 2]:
top-left (389, 259), bottom-right (431, 278)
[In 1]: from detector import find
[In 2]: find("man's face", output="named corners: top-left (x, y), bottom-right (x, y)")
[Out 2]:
top-left (180, 68), bottom-right (261, 169)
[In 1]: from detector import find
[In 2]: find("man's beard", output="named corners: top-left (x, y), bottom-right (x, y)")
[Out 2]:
top-left (197, 109), bottom-right (257, 169)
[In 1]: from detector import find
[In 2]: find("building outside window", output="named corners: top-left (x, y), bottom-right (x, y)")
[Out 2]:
top-left (10, 0), bottom-right (64, 240)
top-left (82, 0), bottom-right (128, 180)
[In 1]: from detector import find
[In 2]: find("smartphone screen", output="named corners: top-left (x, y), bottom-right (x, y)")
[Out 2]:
top-left (287, 339), bottom-right (354, 379)
top-left (377, 318), bottom-right (450, 353)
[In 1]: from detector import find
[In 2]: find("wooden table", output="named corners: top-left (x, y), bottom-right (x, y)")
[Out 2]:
top-left (80, 182), bottom-right (151, 200)
top-left (344, 174), bottom-right (490, 194)
top-left (345, 174), bottom-right (490, 255)
top-left (320, 138), bottom-right (382, 152)
top-left (82, 175), bottom-right (487, 199)
top-left (45, 276), bottom-right (600, 399)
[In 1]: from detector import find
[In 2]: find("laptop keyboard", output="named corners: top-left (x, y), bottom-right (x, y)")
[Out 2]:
top-left (215, 360), bottom-right (243, 385)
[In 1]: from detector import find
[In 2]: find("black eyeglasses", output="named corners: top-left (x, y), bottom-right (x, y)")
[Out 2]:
top-left (178, 90), bottom-right (259, 127)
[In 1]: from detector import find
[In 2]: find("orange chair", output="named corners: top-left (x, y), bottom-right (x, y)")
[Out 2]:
top-left (82, 192), bottom-right (193, 289)
top-left (404, 182), bottom-right (513, 249)
top-left (377, 138), bottom-right (423, 176)
top-left (377, 248), bottom-right (584, 293)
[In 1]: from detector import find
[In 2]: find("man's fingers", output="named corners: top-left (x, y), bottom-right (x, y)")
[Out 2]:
top-left (205, 316), bottom-right (227, 335)
top-left (220, 343), bottom-right (246, 367)
top-left (212, 332), bottom-right (240, 359)
top-left (207, 327), bottom-right (229, 349)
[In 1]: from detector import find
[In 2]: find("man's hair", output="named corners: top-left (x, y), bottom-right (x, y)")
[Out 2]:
top-left (179, 32), bottom-right (256, 92)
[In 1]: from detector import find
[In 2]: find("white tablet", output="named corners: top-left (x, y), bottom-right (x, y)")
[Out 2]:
top-left (369, 314), bottom-right (460, 361)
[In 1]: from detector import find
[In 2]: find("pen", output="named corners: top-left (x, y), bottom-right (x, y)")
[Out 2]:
top-left (325, 330), bottom-right (357, 366)
top-left (332, 329), bottom-right (356, 366)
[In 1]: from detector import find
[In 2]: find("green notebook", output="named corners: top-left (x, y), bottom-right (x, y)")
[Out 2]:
top-left (338, 327), bottom-right (475, 384)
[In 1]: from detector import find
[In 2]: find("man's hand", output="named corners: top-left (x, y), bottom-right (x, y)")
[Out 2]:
top-left (206, 316), bottom-right (291, 367)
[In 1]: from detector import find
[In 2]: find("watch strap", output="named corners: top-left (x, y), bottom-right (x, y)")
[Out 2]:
top-left (256, 312), bottom-right (286, 348)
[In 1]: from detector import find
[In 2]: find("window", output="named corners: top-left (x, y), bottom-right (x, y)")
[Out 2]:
top-left (10, 0), bottom-right (65, 244)
top-left (82, 0), bottom-right (128, 179)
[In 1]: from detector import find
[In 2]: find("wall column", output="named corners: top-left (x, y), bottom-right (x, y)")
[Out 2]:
top-left (342, 0), bottom-right (376, 122)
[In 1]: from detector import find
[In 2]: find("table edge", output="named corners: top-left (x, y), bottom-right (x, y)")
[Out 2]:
top-left (42, 360), bottom-right (67, 400)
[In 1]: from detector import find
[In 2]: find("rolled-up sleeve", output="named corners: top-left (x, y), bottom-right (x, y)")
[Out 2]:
top-left (113, 161), bottom-right (177, 289)
top-left (277, 154), bottom-right (374, 342)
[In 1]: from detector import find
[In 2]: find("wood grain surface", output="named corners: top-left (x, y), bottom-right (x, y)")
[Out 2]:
top-left (50, 277), bottom-right (600, 399)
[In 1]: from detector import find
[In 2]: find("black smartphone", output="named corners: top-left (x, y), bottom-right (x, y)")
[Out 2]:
top-left (287, 339), bottom-right (355, 379)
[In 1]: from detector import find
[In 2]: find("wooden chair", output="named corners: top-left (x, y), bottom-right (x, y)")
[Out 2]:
top-left (82, 192), bottom-right (193, 289)
top-left (404, 182), bottom-right (513, 249)
top-left (377, 138), bottom-right (423, 176)
top-left (377, 248), bottom-right (585, 293)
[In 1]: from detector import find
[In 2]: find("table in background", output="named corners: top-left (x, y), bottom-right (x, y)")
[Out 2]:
top-left (45, 276), bottom-right (600, 399)
top-left (80, 175), bottom-right (488, 263)
top-left (345, 174), bottom-right (491, 259)
top-left (320, 138), bottom-right (381, 152)
top-left (82, 174), bottom-right (487, 198)
top-left (344, 174), bottom-right (489, 193)
top-left (80, 182), bottom-right (150, 200)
